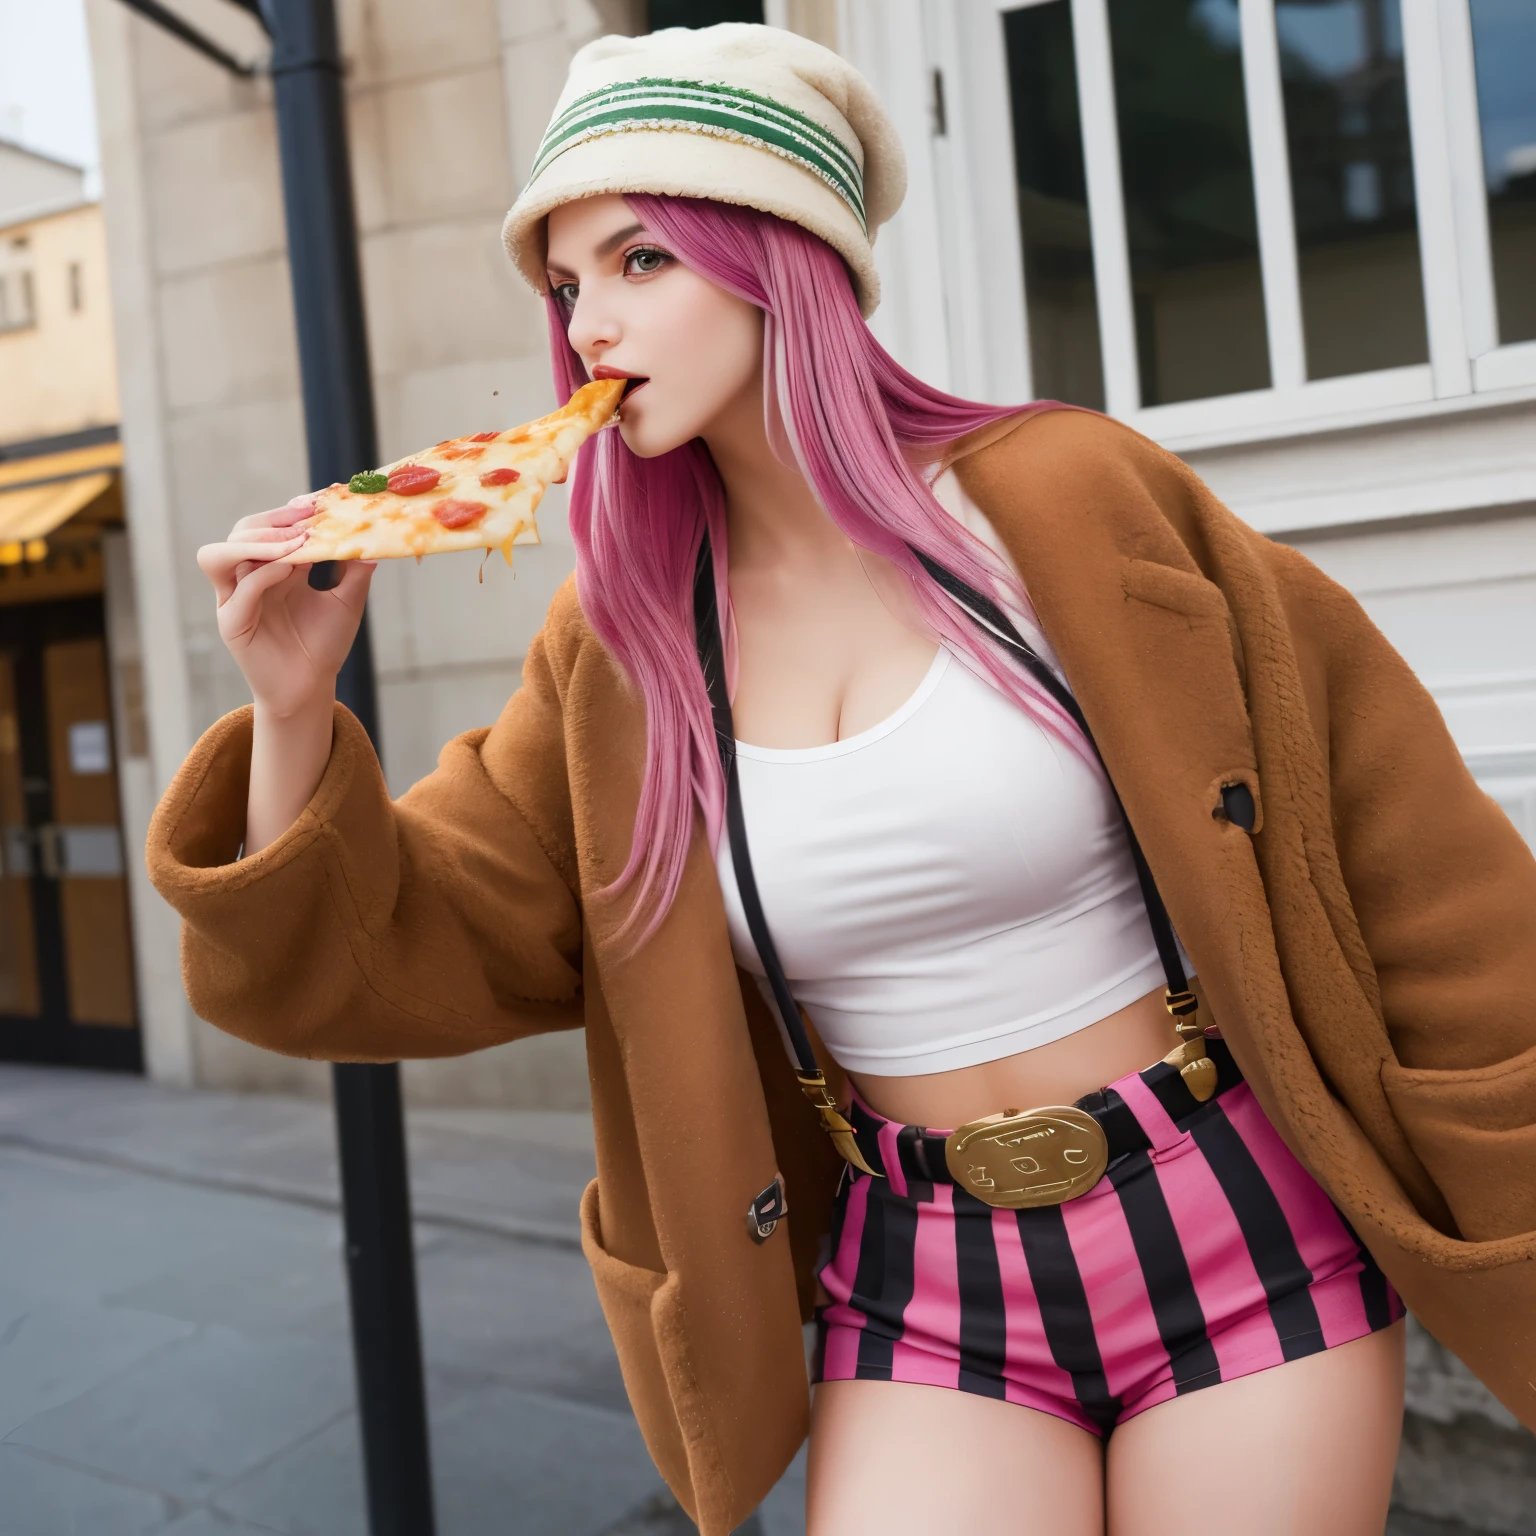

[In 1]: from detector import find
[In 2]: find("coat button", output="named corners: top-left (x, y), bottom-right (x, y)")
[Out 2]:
top-left (1218, 782), bottom-right (1256, 831)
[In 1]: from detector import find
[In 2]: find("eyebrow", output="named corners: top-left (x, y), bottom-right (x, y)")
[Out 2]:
top-left (547, 220), bottom-right (649, 280)
top-left (596, 221), bottom-right (647, 257)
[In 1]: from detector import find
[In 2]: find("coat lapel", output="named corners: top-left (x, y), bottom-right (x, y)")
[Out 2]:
top-left (561, 640), bottom-right (776, 1240)
top-left (956, 443), bottom-right (1259, 909)
top-left (563, 636), bottom-right (813, 1531)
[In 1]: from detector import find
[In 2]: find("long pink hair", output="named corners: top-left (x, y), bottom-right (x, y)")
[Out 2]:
top-left (546, 195), bottom-right (1083, 939)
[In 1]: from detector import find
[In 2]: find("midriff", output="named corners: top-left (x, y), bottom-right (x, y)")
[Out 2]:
top-left (848, 981), bottom-right (1177, 1129)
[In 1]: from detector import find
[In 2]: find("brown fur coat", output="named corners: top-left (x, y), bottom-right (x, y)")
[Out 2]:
top-left (149, 410), bottom-right (1536, 1534)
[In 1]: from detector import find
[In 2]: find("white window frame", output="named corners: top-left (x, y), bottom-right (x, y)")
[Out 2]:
top-left (1438, 0), bottom-right (1536, 392)
top-left (920, 0), bottom-right (1536, 448)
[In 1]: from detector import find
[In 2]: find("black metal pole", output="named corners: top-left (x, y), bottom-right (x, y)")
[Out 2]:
top-left (327, 1062), bottom-right (435, 1536)
top-left (261, 1), bottom-right (435, 1532)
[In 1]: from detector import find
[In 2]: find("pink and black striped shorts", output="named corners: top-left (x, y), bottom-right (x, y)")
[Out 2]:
top-left (813, 1035), bottom-right (1402, 1433)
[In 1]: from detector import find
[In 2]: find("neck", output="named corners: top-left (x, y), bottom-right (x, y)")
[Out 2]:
top-left (701, 377), bottom-right (848, 572)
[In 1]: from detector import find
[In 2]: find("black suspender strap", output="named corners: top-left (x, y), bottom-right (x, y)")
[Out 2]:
top-left (693, 541), bottom-right (880, 1174)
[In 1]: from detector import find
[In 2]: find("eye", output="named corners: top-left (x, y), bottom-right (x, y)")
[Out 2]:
top-left (551, 281), bottom-right (579, 307)
top-left (624, 246), bottom-right (671, 277)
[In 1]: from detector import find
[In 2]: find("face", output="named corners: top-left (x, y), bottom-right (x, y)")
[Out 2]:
top-left (544, 195), bottom-right (765, 459)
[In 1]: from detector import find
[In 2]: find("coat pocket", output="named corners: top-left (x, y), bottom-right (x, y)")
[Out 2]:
top-left (578, 1180), bottom-right (693, 1499)
top-left (1381, 1045), bottom-right (1536, 1243)
top-left (581, 1177), bottom-right (667, 1310)
top-left (1122, 558), bottom-right (1232, 622)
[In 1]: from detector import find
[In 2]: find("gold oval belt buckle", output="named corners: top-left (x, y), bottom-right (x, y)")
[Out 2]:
top-left (943, 1105), bottom-right (1110, 1209)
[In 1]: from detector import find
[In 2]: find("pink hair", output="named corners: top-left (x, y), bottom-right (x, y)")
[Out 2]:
top-left (546, 195), bottom-right (1084, 940)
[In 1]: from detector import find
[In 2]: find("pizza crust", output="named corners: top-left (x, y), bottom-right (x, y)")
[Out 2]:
top-left (285, 378), bottom-right (625, 565)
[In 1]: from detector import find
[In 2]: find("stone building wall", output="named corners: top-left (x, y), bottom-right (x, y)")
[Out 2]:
top-left (86, 0), bottom-right (643, 1106)
top-left (0, 200), bottom-right (120, 444)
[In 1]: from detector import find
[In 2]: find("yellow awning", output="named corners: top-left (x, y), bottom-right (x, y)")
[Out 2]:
top-left (0, 472), bottom-right (114, 564)
top-left (0, 440), bottom-right (122, 491)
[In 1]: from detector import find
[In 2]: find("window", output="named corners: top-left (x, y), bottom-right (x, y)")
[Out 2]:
top-left (1276, 0), bottom-right (1427, 378)
top-left (943, 0), bottom-right (1535, 432)
top-left (1469, 0), bottom-right (1536, 346)
top-left (1110, 0), bottom-right (1269, 405)
top-left (0, 272), bottom-right (36, 334)
top-left (0, 236), bottom-right (35, 334)
top-left (69, 261), bottom-right (83, 314)
top-left (1005, 2), bottom-right (1104, 409)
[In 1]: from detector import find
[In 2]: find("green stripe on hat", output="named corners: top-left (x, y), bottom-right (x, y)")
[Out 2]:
top-left (531, 77), bottom-right (866, 230)
top-left (543, 78), bottom-right (863, 187)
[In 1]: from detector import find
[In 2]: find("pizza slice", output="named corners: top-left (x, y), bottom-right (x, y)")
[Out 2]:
top-left (286, 377), bottom-right (626, 566)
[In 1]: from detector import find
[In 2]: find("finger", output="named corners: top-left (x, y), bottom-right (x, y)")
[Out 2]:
top-left (232, 552), bottom-right (293, 583)
top-left (209, 535), bottom-right (307, 567)
top-left (232, 497), bottom-right (317, 534)
top-left (270, 495), bottom-right (318, 527)
top-left (197, 542), bottom-right (244, 604)
top-left (225, 522), bottom-right (309, 545)
top-left (332, 559), bottom-right (377, 608)
top-left (219, 557), bottom-right (299, 639)
top-left (199, 535), bottom-right (307, 601)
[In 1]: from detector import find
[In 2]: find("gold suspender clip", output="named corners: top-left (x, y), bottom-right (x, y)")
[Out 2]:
top-left (1160, 986), bottom-right (1217, 1102)
top-left (796, 1069), bottom-right (883, 1178)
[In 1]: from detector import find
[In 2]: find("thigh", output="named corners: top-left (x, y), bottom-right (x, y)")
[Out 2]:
top-left (807, 1379), bottom-right (1105, 1536)
top-left (1106, 1321), bottom-right (1406, 1536)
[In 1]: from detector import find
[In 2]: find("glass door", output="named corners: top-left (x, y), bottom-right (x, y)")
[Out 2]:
top-left (0, 597), bottom-right (139, 1071)
top-left (0, 653), bottom-right (42, 1017)
top-left (44, 636), bottom-right (137, 1031)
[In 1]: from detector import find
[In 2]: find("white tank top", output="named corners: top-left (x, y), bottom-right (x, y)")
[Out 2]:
top-left (716, 644), bottom-right (1187, 1077)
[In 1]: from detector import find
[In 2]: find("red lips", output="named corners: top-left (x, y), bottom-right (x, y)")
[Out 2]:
top-left (592, 365), bottom-right (648, 399)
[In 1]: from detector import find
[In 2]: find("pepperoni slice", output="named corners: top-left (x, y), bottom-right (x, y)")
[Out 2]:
top-left (432, 499), bottom-right (488, 530)
top-left (467, 431), bottom-right (499, 443)
top-left (479, 467), bottom-right (520, 487)
top-left (386, 464), bottom-right (441, 496)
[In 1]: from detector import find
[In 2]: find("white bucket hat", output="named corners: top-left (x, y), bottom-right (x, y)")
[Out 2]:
top-left (501, 23), bottom-right (907, 317)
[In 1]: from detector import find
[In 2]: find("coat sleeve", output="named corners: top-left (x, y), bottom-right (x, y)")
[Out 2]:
top-left (146, 601), bottom-right (585, 1063)
top-left (1261, 536), bottom-right (1536, 1243)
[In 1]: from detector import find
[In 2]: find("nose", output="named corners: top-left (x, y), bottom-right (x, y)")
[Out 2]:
top-left (565, 288), bottom-right (621, 365)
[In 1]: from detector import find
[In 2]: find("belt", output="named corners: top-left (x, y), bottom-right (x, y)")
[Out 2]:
top-left (845, 1036), bottom-right (1243, 1207)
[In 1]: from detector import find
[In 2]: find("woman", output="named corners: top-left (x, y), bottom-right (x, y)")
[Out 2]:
top-left (151, 23), bottom-right (1536, 1536)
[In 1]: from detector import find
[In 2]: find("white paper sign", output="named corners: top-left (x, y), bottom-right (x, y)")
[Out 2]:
top-left (68, 720), bottom-right (111, 776)
top-left (61, 824), bottom-right (124, 876)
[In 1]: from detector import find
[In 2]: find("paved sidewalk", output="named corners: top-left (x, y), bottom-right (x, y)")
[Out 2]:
top-left (0, 1063), bottom-right (1510, 1536)
top-left (0, 1064), bottom-right (806, 1536)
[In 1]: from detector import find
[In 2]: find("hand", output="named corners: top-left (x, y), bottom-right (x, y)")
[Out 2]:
top-left (197, 497), bottom-right (376, 719)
